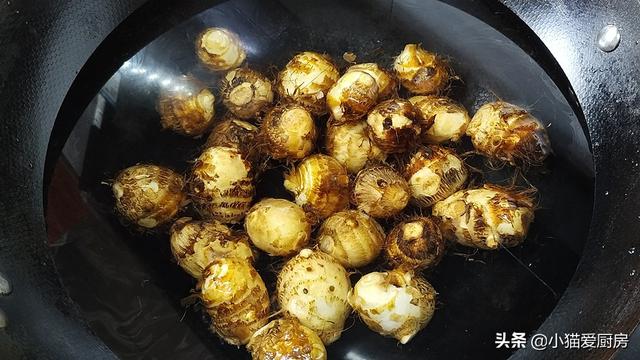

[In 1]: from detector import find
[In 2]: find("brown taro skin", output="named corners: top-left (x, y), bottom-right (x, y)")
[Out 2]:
top-left (112, 164), bottom-right (186, 229)
top-left (260, 104), bottom-right (317, 161)
top-left (432, 184), bottom-right (536, 249)
top-left (352, 165), bottom-right (411, 219)
top-left (284, 154), bottom-right (350, 220)
top-left (349, 62), bottom-right (397, 101)
top-left (169, 217), bottom-right (255, 278)
top-left (384, 216), bottom-right (445, 271)
top-left (326, 68), bottom-right (379, 124)
top-left (200, 257), bottom-right (270, 345)
top-left (276, 249), bottom-right (351, 345)
top-left (394, 44), bottom-right (452, 95)
top-left (317, 210), bottom-right (386, 268)
top-left (195, 28), bottom-right (246, 71)
top-left (157, 76), bottom-right (215, 137)
top-left (205, 117), bottom-right (260, 164)
top-left (219, 68), bottom-right (274, 119)
top-left (409, 96), bottom-right (470, 144)
top-left (366, 98), bottom-right (423, 154)
top-left (466, 101), bottom-right (551, 166)
top-left (247, 317), bottom-right (327, 360)
top-left (188, 147), bottom-right (255, 224)
top-left (276, 51), bottom-right (340, 116)
top-left (403, 145), bottom-right (468, 208)
top-left (348, 269), bottom-right (436, 344)
top-left (325, 119), bottom-right (387, 174)
top-left (244, 198), bottom-right (312, 257)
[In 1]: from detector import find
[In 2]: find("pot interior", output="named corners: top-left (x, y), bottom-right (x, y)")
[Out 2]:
top-left (45, 0), bottom-right (594, 358)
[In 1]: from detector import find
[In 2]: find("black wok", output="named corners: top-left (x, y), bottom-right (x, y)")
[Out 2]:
top-left (1, 0), bottom-right (639, 359)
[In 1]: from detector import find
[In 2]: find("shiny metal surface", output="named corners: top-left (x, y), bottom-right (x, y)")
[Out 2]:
top-left (502, 0), bottom-right (640, 359)
top-left (596, 24), bottom-right (621, 52)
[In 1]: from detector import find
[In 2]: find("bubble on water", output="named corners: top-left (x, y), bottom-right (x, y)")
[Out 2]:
top-left (629, 247), bottom-right (636, 254)
top-left (604, 191), bottom-right (609, 196)
top-left (630, 270), bottom-right (636, 276)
